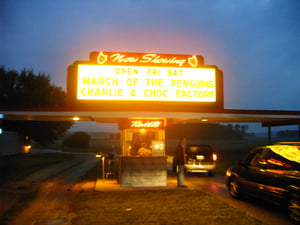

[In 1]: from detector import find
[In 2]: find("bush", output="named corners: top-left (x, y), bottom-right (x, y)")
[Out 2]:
top-left (62, 132), bottom-right (90, 148)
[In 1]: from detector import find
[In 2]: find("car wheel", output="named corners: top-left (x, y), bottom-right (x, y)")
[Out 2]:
top-left (288, 197), bottom-right (300, 222)
top-left (228, 177), bottom-right (241, 199)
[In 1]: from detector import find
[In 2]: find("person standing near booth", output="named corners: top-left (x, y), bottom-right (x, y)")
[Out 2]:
top-left (176, 137), bottom-right (187, 187)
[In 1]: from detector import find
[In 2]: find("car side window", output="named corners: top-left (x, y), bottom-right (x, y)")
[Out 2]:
top-left (249, 149), bottom-right (265, 166)
top-left (243, 148), bottom-right (263, 165)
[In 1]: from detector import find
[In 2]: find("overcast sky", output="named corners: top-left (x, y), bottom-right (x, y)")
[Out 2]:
top-left (1, 0), bottom-right (300, 132)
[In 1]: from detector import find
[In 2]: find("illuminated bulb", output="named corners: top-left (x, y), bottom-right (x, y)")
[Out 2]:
top-left (139, 129), bottom-right (146, 134)
top-left (73, 116), bottom-right (80, 121)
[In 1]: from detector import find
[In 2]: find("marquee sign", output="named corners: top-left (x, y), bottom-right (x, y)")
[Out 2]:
top-left (67, 51), bottom-right (224, 112)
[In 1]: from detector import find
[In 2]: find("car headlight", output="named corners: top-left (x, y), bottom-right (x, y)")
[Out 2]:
top-left (226, 168), bottom-right (232, 177)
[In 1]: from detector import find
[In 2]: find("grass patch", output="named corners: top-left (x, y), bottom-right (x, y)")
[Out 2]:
top-left (0, 153), bottom-right (75, 185)
top-left (72, 189), bottom-right (268, 225)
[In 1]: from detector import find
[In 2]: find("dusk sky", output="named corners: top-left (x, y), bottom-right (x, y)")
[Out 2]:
top-left (1, 0), bottom-right (300, 132)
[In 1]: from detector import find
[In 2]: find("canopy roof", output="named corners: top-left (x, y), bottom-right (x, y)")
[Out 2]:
top-left (1, 107), bottom-right (300, 127)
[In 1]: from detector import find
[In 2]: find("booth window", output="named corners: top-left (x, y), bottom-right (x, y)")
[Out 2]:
top-left (121, 129), bottom-right (165, 157)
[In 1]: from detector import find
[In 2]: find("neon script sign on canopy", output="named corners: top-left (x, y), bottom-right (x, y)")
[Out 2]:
top-left (131, 120), bottom-right (163, 128)
top-left (76, 52), bottom-right (217, 102)
top-left (118, 119), bottom-right (166, 130)
top-left (67, 51), bottom-right (224, 111)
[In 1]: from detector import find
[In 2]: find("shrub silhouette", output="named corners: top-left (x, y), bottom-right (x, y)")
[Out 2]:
top-left (63, 132), bottom-right (90, 148)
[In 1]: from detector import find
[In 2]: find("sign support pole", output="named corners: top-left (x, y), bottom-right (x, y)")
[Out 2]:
top-left (102, 156), bottom-right (105, 183)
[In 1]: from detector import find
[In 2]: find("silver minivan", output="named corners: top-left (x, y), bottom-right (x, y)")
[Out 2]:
top-left (184, 144), bottom-right (217, 176)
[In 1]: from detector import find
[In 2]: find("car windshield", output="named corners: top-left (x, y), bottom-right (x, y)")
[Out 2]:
top-left (186, 145), bottom-right (211, 155)
top-left (260, 145), bottom-right (300, 170)
top-left (274, 142), bottom-right (300, 147)
top-left (268, 145), bottom-right (300, 164)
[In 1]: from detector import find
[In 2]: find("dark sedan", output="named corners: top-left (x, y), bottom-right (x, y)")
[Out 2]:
top-left (225, 145), bottom-right (300, 222)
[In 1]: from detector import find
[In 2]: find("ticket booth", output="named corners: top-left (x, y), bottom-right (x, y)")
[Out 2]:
top-left (118, 118), bottom-right (167, 187)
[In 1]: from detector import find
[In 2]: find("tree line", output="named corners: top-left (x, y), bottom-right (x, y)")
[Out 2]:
top-left (0, 66), bottom-right (73, 147)
top-left (166, 123), bottom-right (250, 140)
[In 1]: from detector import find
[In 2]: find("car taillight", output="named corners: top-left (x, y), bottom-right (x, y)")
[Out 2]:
top-left (212, 153), bottom-right (217, 161)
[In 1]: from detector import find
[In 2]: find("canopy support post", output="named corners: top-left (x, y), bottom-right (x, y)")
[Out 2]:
top-left (268, 126), bottom-right (272, 145)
